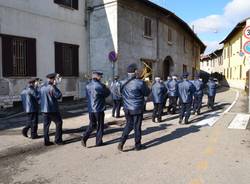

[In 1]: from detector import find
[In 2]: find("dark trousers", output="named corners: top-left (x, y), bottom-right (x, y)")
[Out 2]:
top-left (23, 112), bottom-right (38, 138)
top-left (163, 96), bottom-right (168, 108)
top-left (43, 112), bottom-right (63, 144)
top-left (180, 103), bottom-right (192, 122)
top-left (82, 112), bottom-right (105, 146)
top-left (120, 110), bottom-right (143, 148)
top-left (112, 100), bottom-right (122, 117)
top-left (207, 96), bottom-right (215, 109)
top-left (168, 96), bottom-right (177, 113)
top-left (193, 95), bottom-right (203, 113)
top-left (152, 103), bottom-right (163, 121)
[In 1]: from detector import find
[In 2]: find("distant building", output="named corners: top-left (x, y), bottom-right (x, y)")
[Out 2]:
top-left (0, 0), bottom-right (88, 108)
top-left (88, 0), bottom-right (206, 82)
top-left (220, 18), bottom-right (250, 90)
top-left (200, 49), bottom-right (223, 75)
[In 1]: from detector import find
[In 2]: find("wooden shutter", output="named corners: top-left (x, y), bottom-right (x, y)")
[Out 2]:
top-left (55, 42), bottom-right (63, 75)
top-left (73, 45), bottom-right (79, 76)
top-left (72, 0), bottom-right (78, 10)
top-left (2, 35), bottom-right (13, 77)
top-left (26, 38), bottom-right (36, 76)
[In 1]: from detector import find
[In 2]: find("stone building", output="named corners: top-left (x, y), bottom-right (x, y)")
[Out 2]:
top-left (0, 0), bottom-right (88, 107)
top-left (88, 0), bottom-right (206, 82)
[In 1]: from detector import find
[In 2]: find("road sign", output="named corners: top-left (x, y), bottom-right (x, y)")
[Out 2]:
top-left (243, 41), bottom-right (250, 54)
top-left (243, 26), bottom-right (250, 39)
top-left (108, 51), bottom-right (118, 62)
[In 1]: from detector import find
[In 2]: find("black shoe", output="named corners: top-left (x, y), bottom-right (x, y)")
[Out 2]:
top-left (55, 141), bottom-right (64, 145)
top-left (31, 135), bottom-right (39, 139)
top-left (44, 141), bottom-right (54, 146)
top-left (179, 119), bottom-right (183, 124)
top-left (22, 129), bottom-right (28, 138)
top-left (81, 138), bottom-right (87, 147)
top-left (157, 118), bottom-right (162, 123)
top-left (96, 141), bottom-right (104, 147)
top-left (118, 143), bottom-right (124, 151)
top-left (192, 111), bottom-right (196, 115)
top-left (196, 111), bottom-right (201, 115)
top-left (152, 118), bottom-right (156, 123)
top-left (135, 145), bottom-right (146, 151)
top-left (184, 119), bottom-right (189, 124)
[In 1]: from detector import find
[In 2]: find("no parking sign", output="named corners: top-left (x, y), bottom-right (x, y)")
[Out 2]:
top-left (243, 41), bottom-right (250, 54)
top-left (243, 26), bottom-right (250, 39)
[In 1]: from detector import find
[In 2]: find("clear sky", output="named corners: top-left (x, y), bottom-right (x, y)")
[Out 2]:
top-left (150, 0), bottom-right (250, 54)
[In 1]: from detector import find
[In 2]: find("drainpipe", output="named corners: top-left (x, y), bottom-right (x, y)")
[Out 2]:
top-left (156, 17), bottom-right (159, 79)
top-left (86, 2), bottom-right (92, 76)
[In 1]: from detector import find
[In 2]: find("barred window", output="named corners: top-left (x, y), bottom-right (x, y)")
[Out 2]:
top-left (1, 34), bottom-right (36, 77)
top-left (55, 42), bottom-right (79, 77)
top-left (13, 39), bottom-right (27, 76)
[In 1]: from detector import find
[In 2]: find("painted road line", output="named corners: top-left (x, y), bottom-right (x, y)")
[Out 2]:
top-left (68, 109), bottom-right (85, 114)
top-left (195, 112), bottom-right (221, 127)
top-left (228, 113), bottom-right (250, 129)
top-left (223, 89), bottom-right (240, 114)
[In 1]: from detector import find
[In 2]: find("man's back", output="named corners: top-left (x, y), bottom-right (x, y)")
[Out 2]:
top-left (152, 82), bottom-right (166, 103)
top-left (86, 79), bottom-right (110, 113)
top-left (193, 79), bottom-right (204, 96)
top-left (207, 80), bottom-right (216, 97)
top-left (121, 75), bottom-right (150, 113)
top-left (40, 83), bottom-right (62, 113)
top-left (178, 80), bottom-right (195, 103)
top-left (167, 79), bottom-right (178, 97)
top-left (21, 86), bottom-right (38, 113)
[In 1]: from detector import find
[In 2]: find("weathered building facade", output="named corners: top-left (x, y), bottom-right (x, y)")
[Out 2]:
top-left (88, 0), bottom-right (206, 82)
top-left (220, 18), bottom-right (250, 90)
top-left (0, 0), bottom-right (88, 108)
top-left (200, 49), bottom-right (223, 74)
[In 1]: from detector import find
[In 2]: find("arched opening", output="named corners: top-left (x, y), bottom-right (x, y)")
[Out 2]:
top-left (163, 56), bottom-right (174, 80)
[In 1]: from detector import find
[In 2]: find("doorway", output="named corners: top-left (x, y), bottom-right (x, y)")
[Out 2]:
top-left (163, 56), bottom-right (174, 80)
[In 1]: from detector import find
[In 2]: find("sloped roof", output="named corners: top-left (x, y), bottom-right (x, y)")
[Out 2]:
top-left (200, 48), bottom-right (223, 62)
top-left (137, 0), bottom-right (206, 53)
top-left (220, 17), bottom-right (250, 44)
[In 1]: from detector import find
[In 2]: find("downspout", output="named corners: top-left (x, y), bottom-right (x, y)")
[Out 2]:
top-left (156, 17), bottom-right (159, 79)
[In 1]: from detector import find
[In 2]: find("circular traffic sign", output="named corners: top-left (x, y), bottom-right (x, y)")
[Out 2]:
top-left (108, 51), bottom-right (118, 62)
top-left (243, 26), bottom-right (250, 39)
top-left (243, 41), bottom-right (250, 54)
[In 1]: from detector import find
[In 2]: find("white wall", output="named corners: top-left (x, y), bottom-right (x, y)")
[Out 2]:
top-left (0, 0), bottom-right (88, 107)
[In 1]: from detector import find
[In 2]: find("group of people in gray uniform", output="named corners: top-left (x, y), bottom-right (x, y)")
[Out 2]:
top-left (21, 63), bottom-right (216, 151)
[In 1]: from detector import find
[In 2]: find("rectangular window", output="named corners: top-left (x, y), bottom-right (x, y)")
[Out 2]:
top-left (183, 37), bottom-right (186, 53)
top-left (240, 65), bottom-right (242, 79)
top-left (1, 34), bottom-right (36, 77)
top-left (223, 49), bottom-right (226, 59)
top-left (227, 46), bottom-right (230, 58)
top-left (54, 0), bottom-right (78, 10)
top-left (55, 42), bottom-right (79, 77)
top-left (183, 64), bottom-right (187, 73)
top-left (144, 17), bottom-right (152, 38)
top-left (168, 28), bottom-right (172, 43)
top-left (240, 37), bottom-right (243, 50)
top-left (230, 67), bottom-right (232, 79)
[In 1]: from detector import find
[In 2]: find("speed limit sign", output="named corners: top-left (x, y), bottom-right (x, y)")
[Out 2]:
top-left (243, 26), bottom-right (250, 39)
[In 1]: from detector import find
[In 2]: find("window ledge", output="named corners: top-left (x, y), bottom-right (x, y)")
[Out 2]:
top-left (143, 35), bottom-right (153, 40)
top-left (57, 4), bottom-right (76, 11)
top-left (168, 41), bottom-right (173, 45)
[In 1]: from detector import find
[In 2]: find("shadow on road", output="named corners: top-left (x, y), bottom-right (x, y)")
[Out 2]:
top-left (143, 125), bottom-right (201, 149)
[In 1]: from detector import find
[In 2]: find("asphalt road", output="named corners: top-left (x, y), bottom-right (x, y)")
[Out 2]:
top-left (0, 88), bottom-right (249, 184)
